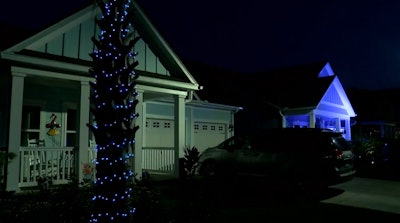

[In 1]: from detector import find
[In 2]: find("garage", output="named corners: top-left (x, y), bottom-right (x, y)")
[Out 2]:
top-left (145, 118), bottom-right (174, 147)
top-left (193, 121), bottom-right (227, 153)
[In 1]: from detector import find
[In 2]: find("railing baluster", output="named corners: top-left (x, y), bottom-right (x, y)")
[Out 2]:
top-left (142, 147), bottom-right (175, 175)
top-left (18, 146), bottom-right (176, 188)
top-left (19, 147), bottom-right (75, 187)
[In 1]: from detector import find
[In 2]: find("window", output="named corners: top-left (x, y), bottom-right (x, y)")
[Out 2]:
top-left (65, 109), bottom-right (78, 147)
top-left (152, 121), bottom-right (160, 128)
top-left (21, 106), bottom-right (41, 146)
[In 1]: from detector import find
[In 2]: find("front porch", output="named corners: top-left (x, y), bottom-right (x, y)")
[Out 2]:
top-left (4, 69), bottom-right (189, 192)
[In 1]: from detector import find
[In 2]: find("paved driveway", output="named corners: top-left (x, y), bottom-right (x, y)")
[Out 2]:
top-left (322, 177), bottom-right (400, 214)
top-left (157, 176), bottom-right (400, 222)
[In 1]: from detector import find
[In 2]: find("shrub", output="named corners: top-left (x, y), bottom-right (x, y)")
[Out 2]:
top-left (182, 146), bottom-right (201, 179)
top-left (0, 150), bottom-right (16, 191)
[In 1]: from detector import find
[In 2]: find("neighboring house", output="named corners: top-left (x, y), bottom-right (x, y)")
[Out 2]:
top-left (191, 61), bottom-right (357, 140)
top-left (352, 120), bottom-right (397, 139)
top-left (0, 3), bottom-right (240, 192)
top-left (347, 88), bottom-right (400, 140)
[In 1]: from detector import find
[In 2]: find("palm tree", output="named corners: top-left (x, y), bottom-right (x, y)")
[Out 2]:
top-left (88, 0), bottom-right (140, 222)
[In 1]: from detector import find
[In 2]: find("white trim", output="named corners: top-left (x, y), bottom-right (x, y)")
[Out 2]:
top-left (145, 114), bottom-right (173, 120)
top-left (332, 77), bottom-right (356, 117)
top-left (8, 63), bottom-right (200, 92)
top-left (137, 84), bottom-right (188, 96)
top-left (187, 100), bottom-right (242, 112)
top-left (319, 100), bottom-right (348, 109)
top-left (313, 110), bottom-right (352, 120)
top-left (11, 66), bottom-right (92, 82)
top-left (137, 76), bottom-right (200, 91)
top-left (2, 53), bottom-right (90, 74)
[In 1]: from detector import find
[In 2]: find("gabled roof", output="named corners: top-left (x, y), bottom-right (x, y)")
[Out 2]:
top-left (0, 2), bottom-right (201, 91)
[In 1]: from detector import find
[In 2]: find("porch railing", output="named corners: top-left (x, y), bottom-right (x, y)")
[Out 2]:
top-left (18, 146), bottom-right (176, 188)
top-left (87, 146), bottom-right (176, 175)
top-left (19, 147), bottom-right (75, 187)
top-left (142, 147), bottom-right (175, 175)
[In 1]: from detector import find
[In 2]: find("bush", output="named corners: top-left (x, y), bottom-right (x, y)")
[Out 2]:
top-left (0, 150), bottom-right (16, 191)
top-left (181, 146), bottom-right (201, 179)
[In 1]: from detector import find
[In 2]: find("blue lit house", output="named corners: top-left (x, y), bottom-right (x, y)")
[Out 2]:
top-left (0, 3), bottom-right (240, 192)
top-left (190, 61), bottom-right (357, 141)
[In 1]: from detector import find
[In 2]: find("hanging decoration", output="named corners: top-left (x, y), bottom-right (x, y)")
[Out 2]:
top-left (45, 113), bottom-right (61, 136)
top-left (82, 162), bottom-right (95, 183)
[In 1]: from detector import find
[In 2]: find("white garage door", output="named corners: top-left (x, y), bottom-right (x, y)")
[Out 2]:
top-left (193, 122), bottom-right (226, 153)
top-left (145, 118), bottom-right (174, 147)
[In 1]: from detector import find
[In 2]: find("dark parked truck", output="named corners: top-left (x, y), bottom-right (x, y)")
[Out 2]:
top-left (198, 128), bottom-right (356, 192)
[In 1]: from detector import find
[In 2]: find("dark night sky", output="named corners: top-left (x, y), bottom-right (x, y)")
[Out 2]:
top-left (2, 0), bottom-right (400, 90)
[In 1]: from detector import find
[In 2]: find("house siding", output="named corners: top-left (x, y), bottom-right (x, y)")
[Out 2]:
top-left (26, 14), bottom-right (170, 77)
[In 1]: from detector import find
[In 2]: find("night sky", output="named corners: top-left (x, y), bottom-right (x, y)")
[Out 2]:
top-left (2, 0), bottom-right (400, 90)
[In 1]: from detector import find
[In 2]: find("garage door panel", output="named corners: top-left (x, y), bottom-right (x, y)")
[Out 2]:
top-left (145, 119), bottom-right (174, 147)
top-left (194, 122), bottom-right (226, 153)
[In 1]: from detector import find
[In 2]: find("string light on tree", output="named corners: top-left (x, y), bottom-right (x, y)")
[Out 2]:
top-left (88, 0), bottom-right (140, 222)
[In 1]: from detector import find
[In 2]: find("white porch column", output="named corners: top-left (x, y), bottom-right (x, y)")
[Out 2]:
top-left (78, 81), bottom-right (90, 183)
top-left (133, 89), bottom-right (144, 178)
top-left (335, 118), bottom-right (341, 133)
top-left (174, 95), bottom-right (185, 178)
top-left (6, 73), bottom-right (25, 192)
top-left (344, 119), bottom-right (351, 140)
top-left (229, 111), bottom-right (235, 138)
top-left (281, 115), bottom-right (287, 128)
top-left (309, 112), bottom-right (316, 128)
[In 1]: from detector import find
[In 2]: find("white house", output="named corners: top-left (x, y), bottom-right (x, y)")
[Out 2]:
top-left (192, 61), bottom-right (357, 140)
top-left (0, 3), bottom-right (240, 192)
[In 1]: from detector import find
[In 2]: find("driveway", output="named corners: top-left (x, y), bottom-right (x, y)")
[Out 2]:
top-left (157, 176), bottom-right (400, 222)
top-left (322, 177), bottom-right (400, 214)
